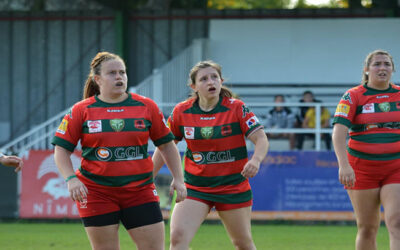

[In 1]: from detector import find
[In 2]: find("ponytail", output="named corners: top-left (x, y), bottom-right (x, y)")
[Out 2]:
top-left (83, 76), bottom-right (100, 99)
top-left (82, 51), bottom-right (124, 100)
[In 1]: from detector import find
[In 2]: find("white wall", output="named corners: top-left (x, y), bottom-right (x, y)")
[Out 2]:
top-left (209, 18), bottom-right (400, 84)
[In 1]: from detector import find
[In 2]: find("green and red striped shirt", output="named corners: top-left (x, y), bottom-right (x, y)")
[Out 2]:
top-left (52, 93), bottom-right (174, 188)
top-left (168, 96), bottom-right (263, 204)
top-left (333, 83), bottom-right (400, 161)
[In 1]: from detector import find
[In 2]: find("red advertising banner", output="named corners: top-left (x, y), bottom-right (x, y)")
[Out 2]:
top-left (20, 150), bottom-right (82, 218)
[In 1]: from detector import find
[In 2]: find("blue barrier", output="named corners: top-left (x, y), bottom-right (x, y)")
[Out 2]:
top-left (250, 151), bottom-right (352, 211)
top-left (157, 151), bottom-right (353, 213)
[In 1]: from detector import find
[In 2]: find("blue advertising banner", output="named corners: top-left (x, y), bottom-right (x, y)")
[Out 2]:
top-left (249, 151), bottom-right (352, 212)
top-left (157, 151), bottom-right (356, 220)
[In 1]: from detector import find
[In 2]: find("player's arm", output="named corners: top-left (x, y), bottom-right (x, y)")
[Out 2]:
top-left (241, 129), bottom-right (269, 178)
top-left (0, 153), bottom-right (23, 172)
top-left (54, 146), bottom-right (88, 202)
top-left (332, 123), bottom-right (355, 188)
top-left (155, 141), bottom-right (186, 202)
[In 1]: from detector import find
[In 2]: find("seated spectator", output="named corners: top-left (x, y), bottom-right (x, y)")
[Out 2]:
top-left (264, 95), bottom-right (296, 150)
top-left (297, 105), bottom-right (332, 150)
top-left (295, 90), bottom-right (321, 127)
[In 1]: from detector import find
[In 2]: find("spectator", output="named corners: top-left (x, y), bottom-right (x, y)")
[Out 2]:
top-left (295, 91), bottom-right (331, 150)
top-left (300, 105), bottom-right (332, 150)
top-left (295, 90), bottom-right (320, 127)
top-left (264, 95), bottom-right (296, 150)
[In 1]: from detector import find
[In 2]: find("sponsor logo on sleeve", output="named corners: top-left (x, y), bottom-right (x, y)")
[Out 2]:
top-left (334, 104), bottom-right (350, 117)
top-left (242, 105), bottom-right (250, 118)
top-left (66, 108), bottom-right (73, 119)
top-left (88, 120), bottom-right (102, 133)
top-left (246, 116), bottom-right (260, 128)
top-left (362, 103), bottom-right (375, 114)
top-left (184, 127), bottom-right (195, 139)
top-left (341, 92), bottom-right (353, 104)
top-left (56, 119), bottom-right (68, 135)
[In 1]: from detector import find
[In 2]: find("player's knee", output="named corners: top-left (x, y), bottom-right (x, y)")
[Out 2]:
top-left (357, 223), bottom-right (379, 239)
top-left (91, 243), bottom-right (119, 250)
top-left (231, 237), bottom-right (255, 250)
top-left (170, 227), bottom-right (186, 246)
top-left (386, 212), bottom-right (400, 239)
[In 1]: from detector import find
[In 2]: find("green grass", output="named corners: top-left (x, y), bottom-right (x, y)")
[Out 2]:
top-left (0, 221), bottom-right (390, 249)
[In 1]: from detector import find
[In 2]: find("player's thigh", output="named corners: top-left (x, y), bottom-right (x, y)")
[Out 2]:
top-left (85, 224), bottom-right (120, 250)
top-left (127, 221), bottom-right (165, 250)
top-left (170, 198), bottom-right (210, 239)
top-left (381, 184), bottom-right (400, 224)
top-left (218, 206), bottom-right (253, 241)
top-left (347, 188), bottom-right (381, 227)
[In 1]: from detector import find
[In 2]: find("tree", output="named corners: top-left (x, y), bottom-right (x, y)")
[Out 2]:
top-left (207, 0), bottom-right (292, 9)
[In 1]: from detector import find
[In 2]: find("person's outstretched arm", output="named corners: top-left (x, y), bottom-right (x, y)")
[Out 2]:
top-left (0, 153), bottom-right (23, 172)
top-left (153, 141), bottom-right (186, 202)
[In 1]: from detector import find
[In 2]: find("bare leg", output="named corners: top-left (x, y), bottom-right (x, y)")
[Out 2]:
top-left (380, 184), bottom-right (400, 250)
top-left (127, 221), bottom-right (165, 250)
top-left (169, 199), bottom-right (210, 250)
top-left (347, 188), bottom-right (381, 250)
top-left (218, 206), bottom-right (256, 250)
top-left (85, 224), bottom-right (120, 250)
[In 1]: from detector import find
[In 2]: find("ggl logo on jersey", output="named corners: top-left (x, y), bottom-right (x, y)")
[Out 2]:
top-left (95, 147), bottom-right (112, 161)
top-left (95, 147), bottom-right (144, 161)
top-left (192, 151), bottom-right (235, 164)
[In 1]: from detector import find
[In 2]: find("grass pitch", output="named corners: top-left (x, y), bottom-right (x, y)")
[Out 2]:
top-left (0, 221), bottom-right (389, 249)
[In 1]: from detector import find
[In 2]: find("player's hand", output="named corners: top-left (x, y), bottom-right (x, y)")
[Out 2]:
top-left (170, 178), bottom-right (187, 203)
top-left (241, 158), bottom-right (260, 178)
top-left (0, 155), bottom-right (23, 172)
top-left (67, 177), bottom-right (88, 202)
top-left (338, 164), bottom-right (355, 188)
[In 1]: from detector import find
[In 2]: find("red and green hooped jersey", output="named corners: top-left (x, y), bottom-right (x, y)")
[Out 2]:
top-left (52, 93), bottom-right (174, 188)
top-left (333, 83), bottom-right (400, 161)
top-left (168, 96), bottom-right (263, 204)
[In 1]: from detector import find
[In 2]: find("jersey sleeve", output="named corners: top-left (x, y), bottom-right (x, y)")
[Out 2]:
top-left (51, 105), bottom-right (83, 152)
top-left (147, 99), bottom-right (174, 146)
top-left (166, 106), bottom-right (183, 141)
top-left (236, 100), bottom-right (263, 137)
top-left (332, 90), bottom-right (357, 128)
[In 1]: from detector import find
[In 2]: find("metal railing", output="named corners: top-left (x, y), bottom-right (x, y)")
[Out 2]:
top-left (0, 107), bottom-right (71, 157)
top-left (0, 102), bottom-right (336, 155)
top-left (130, 38), bottom-right (208, 115)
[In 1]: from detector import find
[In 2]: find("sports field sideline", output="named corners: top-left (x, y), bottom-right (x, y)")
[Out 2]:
top-left (0, 221), bottom-right (389, 249)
